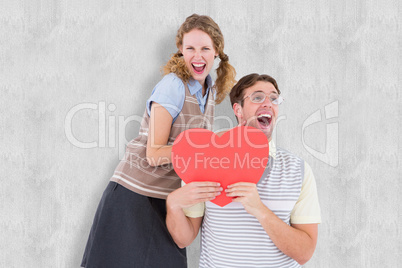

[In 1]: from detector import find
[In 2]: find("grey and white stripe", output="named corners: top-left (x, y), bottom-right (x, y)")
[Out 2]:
top-left (200, 148), bottom-right (304, 268)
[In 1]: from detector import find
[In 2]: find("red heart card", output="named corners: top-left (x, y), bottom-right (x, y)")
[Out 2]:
top-left (171, 126), bottom-right (269, 207)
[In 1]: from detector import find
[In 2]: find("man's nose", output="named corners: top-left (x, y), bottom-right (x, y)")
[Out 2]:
top-left (261, 96), bottom-right (272, 107)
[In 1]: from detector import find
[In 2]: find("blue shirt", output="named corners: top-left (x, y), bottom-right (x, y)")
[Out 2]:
top-left (146, 73), bottom-right (214, 122)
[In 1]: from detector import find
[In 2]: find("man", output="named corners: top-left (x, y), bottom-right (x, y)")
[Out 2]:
top-left (166, 73), bottom-right (321, 267)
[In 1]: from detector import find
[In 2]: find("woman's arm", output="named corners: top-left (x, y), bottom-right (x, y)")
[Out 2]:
top-left (146, 102), bottom-right (174, 166)
top-left (147, 101), bottom-right (222, 246)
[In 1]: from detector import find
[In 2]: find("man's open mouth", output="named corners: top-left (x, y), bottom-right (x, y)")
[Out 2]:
top-left (192, 63), bottom-right (206, 74)
top-left (257, 114), bottom-right (272, 127)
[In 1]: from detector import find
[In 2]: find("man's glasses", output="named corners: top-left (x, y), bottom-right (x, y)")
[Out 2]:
top-left (242, 91), bottom-right (284, 105)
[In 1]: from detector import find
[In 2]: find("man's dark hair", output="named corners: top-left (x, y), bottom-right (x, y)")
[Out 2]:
top-left (229, 73), bottom-right (280, 107)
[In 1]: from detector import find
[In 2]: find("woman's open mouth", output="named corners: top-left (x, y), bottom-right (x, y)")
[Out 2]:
top-left (192, 63), bottom-right (206, 74)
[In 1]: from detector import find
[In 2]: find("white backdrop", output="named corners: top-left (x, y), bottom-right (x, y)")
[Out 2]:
top-left (1, 0), bottom-right (401, 267)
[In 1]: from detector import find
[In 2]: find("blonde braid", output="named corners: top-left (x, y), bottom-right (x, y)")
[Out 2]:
top-left (163, 51), bottom-right (192, 84)
top-left (214, 53), bottom-right (236, 104)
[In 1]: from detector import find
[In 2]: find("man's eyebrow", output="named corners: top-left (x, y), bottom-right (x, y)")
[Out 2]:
top-left (252, 90), bottom-right (279, 94)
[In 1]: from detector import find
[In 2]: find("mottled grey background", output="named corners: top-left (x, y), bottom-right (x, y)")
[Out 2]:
top-left (1, 0), bottom-right (401, 267)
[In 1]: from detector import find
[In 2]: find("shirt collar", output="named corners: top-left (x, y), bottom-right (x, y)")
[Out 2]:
top-left (187, 74), bottom-right (213, 96)
top-left (269, 140), bottom-right (276, 159)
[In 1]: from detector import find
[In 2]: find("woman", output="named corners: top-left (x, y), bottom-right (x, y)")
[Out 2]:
top-left (81, 14), bottom-right (236, 268)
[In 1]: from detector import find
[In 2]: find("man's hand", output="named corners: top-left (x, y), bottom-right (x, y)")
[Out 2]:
top-left (225, 182), bottom-right (265, 217)
top-left (168, 182), bottom-right (222, 211)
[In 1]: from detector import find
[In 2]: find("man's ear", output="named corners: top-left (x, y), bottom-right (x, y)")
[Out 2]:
top-left (233, 103), bottom-right (243, 120)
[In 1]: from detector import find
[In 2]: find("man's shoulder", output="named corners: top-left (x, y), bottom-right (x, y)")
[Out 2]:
top-left (276, 147), bottom-right (304, 162)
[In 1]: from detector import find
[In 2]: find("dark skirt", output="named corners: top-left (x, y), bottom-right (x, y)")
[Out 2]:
top-left (81, 182), bottom-right (187, 268)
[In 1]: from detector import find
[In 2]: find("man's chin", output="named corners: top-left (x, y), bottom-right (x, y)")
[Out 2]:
top-left (262, 129), bottom-right (273, 141)
top-left (254, 122), bottom-right (273, 140)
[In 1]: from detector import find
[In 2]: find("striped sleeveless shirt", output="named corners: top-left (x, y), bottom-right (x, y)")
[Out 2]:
top-left (110, 79), bottom-right (215, 199)
top-left (200, 147), bottom-right (304, 268)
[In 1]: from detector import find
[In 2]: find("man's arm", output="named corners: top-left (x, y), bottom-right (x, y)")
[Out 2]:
top-left (166, 202), bottom-right (202, 249)
top-left (255, 204), bottom-right (317, 265)
top-left (226, 183), bottom-right (318, 265)
top-left (166, 182), bottom-right (222, 248)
